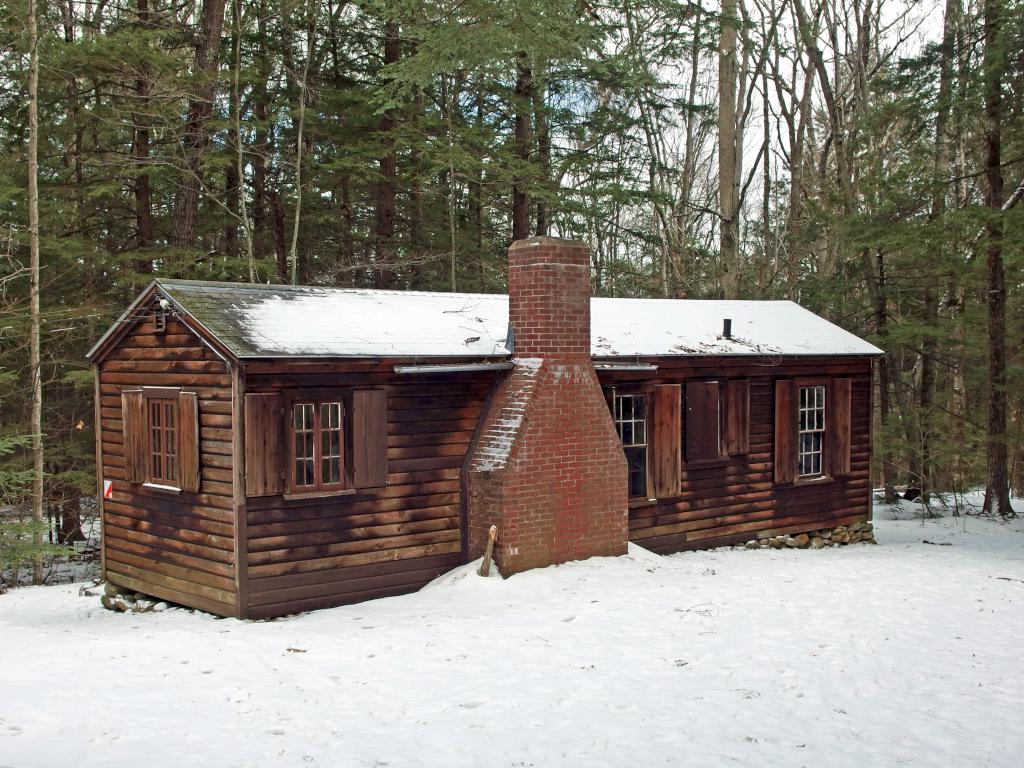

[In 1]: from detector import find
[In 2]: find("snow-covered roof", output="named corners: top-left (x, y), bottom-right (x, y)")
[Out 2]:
top-left (93, 280), bottom-right (881, 360)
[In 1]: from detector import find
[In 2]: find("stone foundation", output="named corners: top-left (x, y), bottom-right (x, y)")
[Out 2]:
top-left (743, 521), bottom-right (876, 550)
top-left (100, 581), bottom-right (171, 613)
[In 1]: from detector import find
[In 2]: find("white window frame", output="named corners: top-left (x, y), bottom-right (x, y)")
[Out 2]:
top-left (797, 384), bottom-right (826, 478)
top-left (613, 390), bottom-right (648, 498)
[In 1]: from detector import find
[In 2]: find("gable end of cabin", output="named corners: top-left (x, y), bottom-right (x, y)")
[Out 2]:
top-left (93, 287), bottom-right (241, 617)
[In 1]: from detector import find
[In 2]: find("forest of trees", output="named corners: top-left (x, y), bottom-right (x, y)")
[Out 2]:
top-left (1, 0), bottom-right (1021, 578)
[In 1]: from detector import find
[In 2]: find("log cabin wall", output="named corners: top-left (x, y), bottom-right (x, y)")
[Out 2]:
top-left (96, 316), bottom-right (239, 616)
top-left (598, 355), bottom-right (873, 554)
top-left (241, 362), bottom-right (498, 619)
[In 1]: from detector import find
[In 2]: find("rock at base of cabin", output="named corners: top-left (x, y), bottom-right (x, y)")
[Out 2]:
top-left (739, 524), bottom-right (877, 552)
top-left (101, 594), bottom-right (132, 612)
top-left (103, 581), bottom-right (128, 597)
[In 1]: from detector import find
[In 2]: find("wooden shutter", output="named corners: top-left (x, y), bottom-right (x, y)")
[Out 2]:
top-left (685, 381), bottom-right (722, 461)
top-left (177, 391), bottom-right (201, 492)
top-left (830, 378), bottom-right (852, 476)
top-left (724, 379), bottom-right (750, 456)
top-left (651, 384), bottom-right (681, 498)
top-left (352, 389), bottom-right (388, 488)
top-left (774, 379), bottom-right (796, 483)
top-left (121, 389), bottom-right (146, 484)
top-left (245, 392), bottom-right (285, 496)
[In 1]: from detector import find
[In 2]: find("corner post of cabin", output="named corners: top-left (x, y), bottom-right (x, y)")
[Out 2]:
top-left (231, 363), bottom-right (249, 619)
top-left (92, 363), bottom-right (107, 583)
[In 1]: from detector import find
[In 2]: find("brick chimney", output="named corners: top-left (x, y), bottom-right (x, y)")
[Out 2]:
top-left (465, 237), bottom-right (628, 575)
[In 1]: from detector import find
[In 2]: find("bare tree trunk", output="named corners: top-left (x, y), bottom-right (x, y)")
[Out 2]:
top-left (469, 87), bottom-right (485, 283)
top-left (252, 1), bottom-right (270, 263)
top-left (408, 83), bottom-right (426, 279)
top-left (874, 249), bottom-right (897, 504)
top-left (232, 0), bottom-right (256, 281)
top-left (132, 0), bottom-right (155, 254)
top-left (373, 20), bottom-right (400, 288)
top-left (533, 74), bottom-right (551, 236)
top-left (28, 0), bottom-right (44, 585)
top-left (982, 0), bottom-right (1012, 516)
top-left (718, 0), bottom-right (740, 298)
top-left (445, 73), bottom-right (458, 292)
top-left (289, 0), bottom-right (319, 285)
top-left (171, 0), bottom-right (228, 248)
top-left (270, 191), bottom-right (288, 281)
top-left (59, 2), bottom-right (84, 234)
top-left (512, 53), bottom-right (532, 242)
top-left (919, 0), bottom-right (960, 503)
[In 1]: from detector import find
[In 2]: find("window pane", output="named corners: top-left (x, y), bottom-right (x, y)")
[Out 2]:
top-left (633, 396), bottom-right (646, 420)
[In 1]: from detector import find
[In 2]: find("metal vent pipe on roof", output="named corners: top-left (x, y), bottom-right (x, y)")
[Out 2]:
top-left (723, 318), bottom-right (733, 339)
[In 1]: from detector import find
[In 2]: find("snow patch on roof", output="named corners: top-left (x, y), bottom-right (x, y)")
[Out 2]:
top-left (152, 280), bottom-right (881, 358)
top-left (235, 289), bottom-right (509, 358)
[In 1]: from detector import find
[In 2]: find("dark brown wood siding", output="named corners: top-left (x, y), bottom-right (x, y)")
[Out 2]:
top-left (96, 316), bottom-right (238, 616)
top-left (242, 362), bottom-right (496, 619)
top-left (598, 356), bottom-right (873, 554)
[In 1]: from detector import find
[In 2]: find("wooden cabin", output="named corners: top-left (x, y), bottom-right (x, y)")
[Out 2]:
top-left (88, 237), bottom-right (880, 619)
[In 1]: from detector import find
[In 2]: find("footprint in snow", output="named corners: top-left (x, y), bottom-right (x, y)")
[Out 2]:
top-left (459, 702), bottom-right (485, 709)
top-left (561, 616), bottom-right (575, 623)
top-left (266, 729), bottom-right (286, 736)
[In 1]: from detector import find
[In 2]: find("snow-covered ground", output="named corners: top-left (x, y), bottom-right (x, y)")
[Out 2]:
top-left (2, 503), bottom-right (1022, 768)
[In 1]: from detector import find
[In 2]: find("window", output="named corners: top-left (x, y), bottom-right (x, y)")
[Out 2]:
top-left (684, 379), bottom-right (749, 462)
top-left (148, 397), bottom-right (177, 485)
top-left (613, 391), bottom-right (648, 498)
top-left (775, 378), bottom-right (851, 485)
top-left (797, 385), bottom-right (826, 478)
top-left (122, 387), bottom-right (199, 492)
top-left (290, 400), bottom-right (346, 491)
top-left (245, 389), bottom-right (388, 498)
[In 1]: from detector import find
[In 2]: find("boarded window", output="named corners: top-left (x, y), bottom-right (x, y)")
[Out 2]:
top-left (651, 384), bottom-right (681, 498)
top-left (351, 389), bottom-right (388, 489)
top-left (121, 390), bottom-right (146, 484)
top-left (774, 380), bottom-right (796, 484)
top-left (245, 393), bottom-right (285, 496)
top-left (829, 378), bottom-right (852, 476)
top-left (724, 380), bottom-right (750, 456)
top-left (685, 381), bottom-right (722, 462)
top-left (177, 391), bottom-right (200, 492)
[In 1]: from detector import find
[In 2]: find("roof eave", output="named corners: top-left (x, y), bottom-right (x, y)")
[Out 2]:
top-left (86, 280), bottom-right (161, 363)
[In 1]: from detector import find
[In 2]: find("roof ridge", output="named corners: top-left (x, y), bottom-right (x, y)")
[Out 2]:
top-left (158, 278), bottom-right (505, 300)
